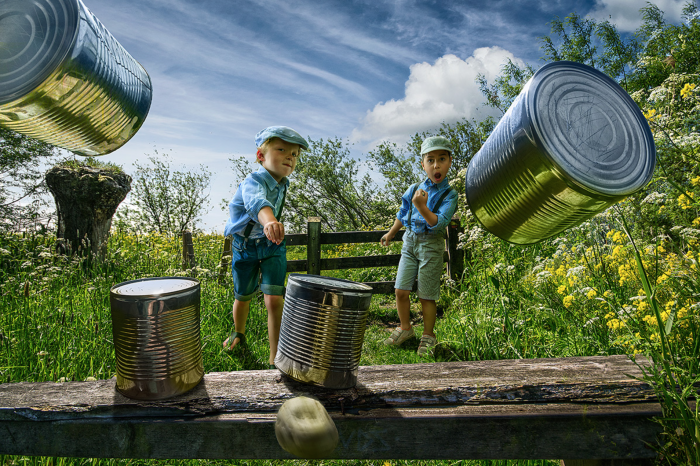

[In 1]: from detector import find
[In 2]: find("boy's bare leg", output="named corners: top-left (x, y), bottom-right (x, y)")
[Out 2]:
top-left (223, 299), bottom-right (250, 349)
top-left (420, 298), bottom-right (437, 337)
top-left (396, 288), bottom-right (412, 330)
top-left (265, 294), bottom-right (284, 365)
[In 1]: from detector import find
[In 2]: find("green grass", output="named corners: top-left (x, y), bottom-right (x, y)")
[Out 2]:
top-left (1, 214), bottom-right (698, 465)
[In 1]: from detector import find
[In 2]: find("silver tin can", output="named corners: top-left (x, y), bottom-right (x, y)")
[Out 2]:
top-left (465, 61), bottom-right (655, 245)
top-left (110, 277), bottom-right (203, 400)
top-left (275, 274), bottom-right (373, 389)
top-left (0, 0), bottom-right (152, 155)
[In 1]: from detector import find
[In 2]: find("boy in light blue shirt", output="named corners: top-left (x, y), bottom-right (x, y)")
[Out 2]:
top-left (223, 126), bottom-right (308, 367)
top-left (380, 135), bottom-right (458, 356)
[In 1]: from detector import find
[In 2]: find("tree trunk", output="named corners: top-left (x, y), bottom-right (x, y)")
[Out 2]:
top-left (45, 166), bottom-right (131, 256)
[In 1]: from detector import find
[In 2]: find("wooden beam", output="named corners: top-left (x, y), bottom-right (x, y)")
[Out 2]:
top-left (0, 355), bottom-right (661, 460)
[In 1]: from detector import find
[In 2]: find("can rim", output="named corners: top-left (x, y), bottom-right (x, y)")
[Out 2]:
top-left (287, 273), bottom-right (373, 293)
top-left (527, 60), bottom-right (656, 197)
top-left (0, 0), bottom-right (80, 105)
top-left (110, 276), bottom-right (201, 298)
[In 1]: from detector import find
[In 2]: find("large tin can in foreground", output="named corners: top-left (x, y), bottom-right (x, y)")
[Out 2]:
top-left (466, 61), bottom-right (655, 245)
top-left (275, 274), bottom-right (373, 389)
top-left (110, 277), bottom-right (203, 400)
top-left (0, 0), bottom-right (152, 155)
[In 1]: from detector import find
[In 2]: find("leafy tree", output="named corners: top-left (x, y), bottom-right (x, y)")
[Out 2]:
top-left (124, 151), bottom-right (212, 235)
top-left (476, 59), bottom-right (536, 115)
top-left (0, 128), bottom-right (58, 232)
top-left (286, 137), bottom-right (390, 232)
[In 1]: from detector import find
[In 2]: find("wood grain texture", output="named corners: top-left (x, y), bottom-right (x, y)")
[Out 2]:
top-left (0, 356), bottom-right (662, 459)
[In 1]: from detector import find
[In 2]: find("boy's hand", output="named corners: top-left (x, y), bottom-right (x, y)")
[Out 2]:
top-left (263, 221), bottom-right (285, 244)
top-left (412, 188), bottom-right (428, 209)
top-left (380, 232), bottom-right (394, 247)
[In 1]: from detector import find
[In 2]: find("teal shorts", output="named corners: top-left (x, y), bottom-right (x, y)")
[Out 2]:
top-left (394, 230), bottom-right (444, 301)
top-left (231, 234), bottom-right (287, 301)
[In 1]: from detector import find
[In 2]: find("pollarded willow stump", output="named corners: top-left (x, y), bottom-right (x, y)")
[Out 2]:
top-left (45, 165), bottom-right (131, 256)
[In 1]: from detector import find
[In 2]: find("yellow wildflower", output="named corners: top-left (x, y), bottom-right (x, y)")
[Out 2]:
top-left (563, 295), bottom-right (574, 308)
top-left (557, 285), bottom-right (567, 295)
top-left (603, 290), bottom-right (613, 299)
top-left (691, 176), bottom-right (700, 187)
top-left (607, 319), bottom-right (624, 330)
top-left (586, 289), bottom-right (597, 299)
top-left (678, 192), bottom-right (695, 210)
top-left (680, 82), bottom-right (696, 99)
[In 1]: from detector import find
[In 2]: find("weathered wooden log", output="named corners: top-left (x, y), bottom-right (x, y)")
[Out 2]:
top-left (0, 355), bottom-right (661, 460)
top-left (45, 165), bottom-right (131, 256)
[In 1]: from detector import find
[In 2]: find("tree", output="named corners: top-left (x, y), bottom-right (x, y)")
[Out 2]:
top-left (45, 157), bottom-right (131, 256)
top-left (0, 128), bottom-right (58, 232)
top-left (127, 151), bottom-right (212, 235)
top-left (476, 59), bottom-right (535, 115)
top-left (286, 138), bottom-right (391, 232)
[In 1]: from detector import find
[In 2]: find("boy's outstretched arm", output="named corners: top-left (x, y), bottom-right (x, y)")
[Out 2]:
top-left (381, 219), bottom-right (403, 246)
top-left (258, 206), bottom-right (284, 244)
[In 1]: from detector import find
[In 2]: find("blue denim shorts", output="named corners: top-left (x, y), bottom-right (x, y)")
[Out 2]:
top-left (231, 234), bottom-right (287, 301)
top-left (395, 230), bottom-right (445, 301)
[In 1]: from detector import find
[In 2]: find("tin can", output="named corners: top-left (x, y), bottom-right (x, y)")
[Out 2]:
top-left (110, 277), bottom-right (203, 400)
top-left (275, 274), bottom-right (373, 389)
top-left (0, 0), bottom-right (152, 155)
top-left (465, 61), bottom-right (655, 245)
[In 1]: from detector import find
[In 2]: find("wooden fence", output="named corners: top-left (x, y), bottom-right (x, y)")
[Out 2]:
top-left (218, 217), bottom-right (465, 293)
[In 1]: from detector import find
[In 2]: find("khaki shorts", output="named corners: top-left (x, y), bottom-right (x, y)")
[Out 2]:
top-left (394, 230), bottom-right (444, 301)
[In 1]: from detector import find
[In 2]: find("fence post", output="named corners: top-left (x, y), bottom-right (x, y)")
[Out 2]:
top-left (307, 217), bottom-right (321, 276)
top-left (446, 217), bottom-right (464, 282)
top-left (218, 235), bottom-right (232, 284)
top-left (182, 230), bottom-right (195, 271)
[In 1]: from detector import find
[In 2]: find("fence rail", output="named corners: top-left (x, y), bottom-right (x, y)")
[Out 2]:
top-left (218, 217), bottom-right (464, 293)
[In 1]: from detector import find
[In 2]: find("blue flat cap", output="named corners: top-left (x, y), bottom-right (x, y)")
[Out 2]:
top-left (255, 126), bottom-right (309, 150)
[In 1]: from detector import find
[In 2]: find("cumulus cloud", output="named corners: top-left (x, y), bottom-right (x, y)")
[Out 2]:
top-left (350, 46), bottom-right (524, 147)
top-left (587, 0), bottom-right (686, 32)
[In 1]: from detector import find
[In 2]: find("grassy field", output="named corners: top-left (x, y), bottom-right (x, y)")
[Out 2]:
top-left (1, 201), bottom-right (698, 465)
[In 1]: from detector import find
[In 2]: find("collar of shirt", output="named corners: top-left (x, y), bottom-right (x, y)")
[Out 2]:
top-left (257, 166), bottom-right (290, 191)
top-left (421, 176), bottom-right (451, 194)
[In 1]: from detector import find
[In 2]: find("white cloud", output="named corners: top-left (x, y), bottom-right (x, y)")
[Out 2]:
top-left (588, 0), bottom-right (686, 32)
top-left (350, 47), bottom-right (523, 147)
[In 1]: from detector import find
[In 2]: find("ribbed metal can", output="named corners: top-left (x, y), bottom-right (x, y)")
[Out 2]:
top-left (275, 274), bottom-right (373, 389)
top-left (110, 277), bottom-right (203, 400)
top-left (466, 61), bottom-right (655, 245)
top-left (0, 0), bottom-right (152, 155)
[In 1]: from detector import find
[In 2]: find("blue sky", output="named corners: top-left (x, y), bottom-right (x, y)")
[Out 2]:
top-left (84, 0), bottom-right (689, 232)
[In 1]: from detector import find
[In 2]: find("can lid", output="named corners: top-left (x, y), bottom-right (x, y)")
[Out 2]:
top-left (111, 277), bottom-right (200, 297)
top-left (528, 61), bottom-right (656, 196)
top-left (288, 274), bottom-right (373, 293)
top-left (0, 0), bottom-right (79, 105)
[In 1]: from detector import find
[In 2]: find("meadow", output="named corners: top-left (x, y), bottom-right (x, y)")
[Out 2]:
top-left (0, 193), bottom-right (698, 465)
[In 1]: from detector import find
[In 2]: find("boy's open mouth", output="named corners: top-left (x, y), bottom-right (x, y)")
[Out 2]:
top-left (434, 173), bottom-right (442, 180)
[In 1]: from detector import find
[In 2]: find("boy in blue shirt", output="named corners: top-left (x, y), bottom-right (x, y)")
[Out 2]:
top-left (380, 136), bottom-right (458, 356)
top-left (223, 126), bottom-right (309, 367)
